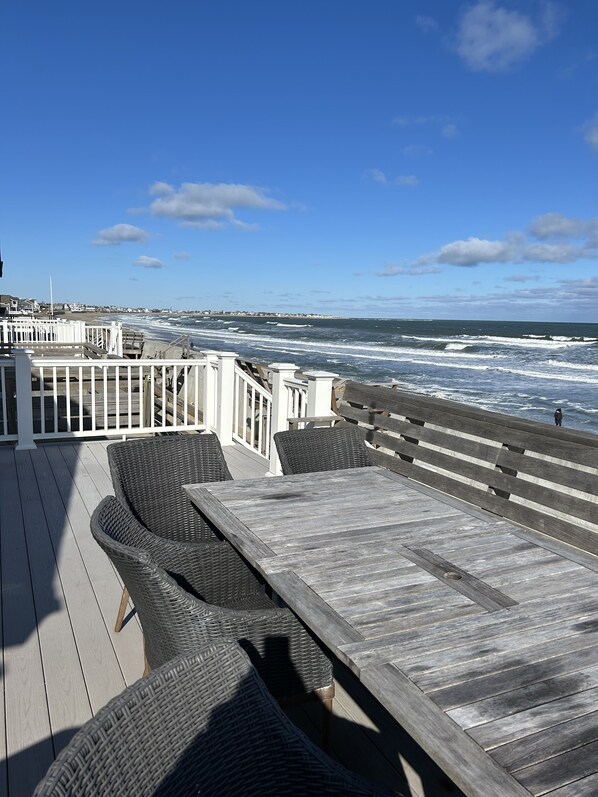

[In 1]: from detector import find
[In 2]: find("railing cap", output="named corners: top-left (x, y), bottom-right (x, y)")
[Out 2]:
top-left (268, 362), bottom-right (298, 371)
top-left (303, 370), bottom-right (339, 380)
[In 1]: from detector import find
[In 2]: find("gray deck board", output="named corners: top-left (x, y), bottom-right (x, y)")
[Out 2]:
top-left (0, 447), bottom-right (54, 797)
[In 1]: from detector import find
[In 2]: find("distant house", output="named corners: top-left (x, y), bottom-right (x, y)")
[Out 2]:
top-left (0, 294), bottom-right (19, 316)
top-left (19, 299), bottom-right (40, 315)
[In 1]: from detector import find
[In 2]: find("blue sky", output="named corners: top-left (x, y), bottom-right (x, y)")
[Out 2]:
top-left (2, 0), bottom-right (597, 320)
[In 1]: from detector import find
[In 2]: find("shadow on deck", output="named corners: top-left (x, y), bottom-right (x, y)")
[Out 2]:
top-left (0, 439), bottom-right (462, 797)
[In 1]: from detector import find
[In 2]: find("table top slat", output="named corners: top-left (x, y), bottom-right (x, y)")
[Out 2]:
top-left (185, 466), bottom-right (598, 797)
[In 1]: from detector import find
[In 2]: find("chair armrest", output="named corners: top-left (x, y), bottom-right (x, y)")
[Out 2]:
top-left (156, 572), bottom-right (333, 699)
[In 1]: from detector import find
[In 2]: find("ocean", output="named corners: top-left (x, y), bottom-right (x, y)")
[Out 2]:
top-left (114, 314), bottom-right (598, 434)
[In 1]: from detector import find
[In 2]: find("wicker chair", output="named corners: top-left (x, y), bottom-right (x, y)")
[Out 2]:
top-left (34, 645), bottom-right (395, 797)
top-left (108, 433), bottom-right (260, 631)
top-left (91, 496), bottom-right (334, 708)
top-left (274, 424), bottom-right (373, 475)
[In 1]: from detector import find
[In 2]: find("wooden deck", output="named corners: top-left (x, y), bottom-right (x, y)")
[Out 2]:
top-left (0, 439), bottom-right (460, 797)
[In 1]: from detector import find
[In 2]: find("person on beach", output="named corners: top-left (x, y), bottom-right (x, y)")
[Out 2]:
top-left (554, 408), bottom-right (563, 427)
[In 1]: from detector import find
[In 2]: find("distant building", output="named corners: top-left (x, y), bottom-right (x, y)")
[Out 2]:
top-left (0, 294), bottom-right (19, 316)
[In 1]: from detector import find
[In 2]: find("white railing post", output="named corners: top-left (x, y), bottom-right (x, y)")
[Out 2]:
top-left (13, 348), bottom-right (37, 450)
top-left (201, 350), bottom-right (219, 432)
top-left (304, 370), bottom-right (338, 421)
top-left (268, 362), bottom-right (298, 475)
top-left (110, 322), bottom-right (123, 356)
top-left (216, 351), bottom-right (237, 445)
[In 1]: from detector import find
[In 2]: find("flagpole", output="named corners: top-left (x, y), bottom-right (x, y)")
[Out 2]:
top-left (50, 276), bottom-right (54, 318)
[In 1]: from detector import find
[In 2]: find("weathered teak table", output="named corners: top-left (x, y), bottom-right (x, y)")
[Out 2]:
top-left (185, 467), bottom-right (598, 797)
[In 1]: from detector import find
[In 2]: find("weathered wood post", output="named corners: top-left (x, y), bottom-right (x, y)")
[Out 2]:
top-left (201, 350), bottom-right (219, 432)
top-left (268, 362), bottom-right (298, 475)
top-left (13, 347), bottom-right (37, 450)
top-left (304, 370), bottom-right (338, 424)
top-left (216, 351), bottom-right (237, 445)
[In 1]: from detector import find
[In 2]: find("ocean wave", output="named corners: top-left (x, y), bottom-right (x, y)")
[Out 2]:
top-left (275, 323), bottom-right (313, 328)
top-left (407, 333), bottom-right (593, 350)
top-left (547, 360), bottom-right (598, 372)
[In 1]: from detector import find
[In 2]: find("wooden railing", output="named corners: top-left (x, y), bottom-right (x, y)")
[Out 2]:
top-left (337, 381), bottom-right (598, 555)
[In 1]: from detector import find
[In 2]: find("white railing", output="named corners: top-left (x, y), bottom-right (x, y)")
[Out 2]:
top-left (0, 318), bottom-right (122, 356)
top-left (85, 324), bottom-right (123, 356)
top-left (0, 358), bottom-right (18, 441)
top-left (267, 364), bottom-right (337, 474)
top-left (10, 352), bottom-right (206, 443)
top-left (233, 363), bottom-right (273, 458)
top-left (2, 349), bottom-right (338, 466)
top-left (284, 375), bottom-right (308, 421)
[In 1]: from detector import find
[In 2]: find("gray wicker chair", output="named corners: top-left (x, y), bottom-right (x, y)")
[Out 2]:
top-left (274, 424), bottom-right (373, 475)
top-left (34, 645), bottom-right (395, 797)
top-left (108, 433), bottom-right (261, 631)
top-left (91, 496), bottom-right (334, 708)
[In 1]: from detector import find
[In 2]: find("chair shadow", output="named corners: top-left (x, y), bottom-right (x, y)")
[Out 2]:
top-left (16, 637), bottom-right (465, 797)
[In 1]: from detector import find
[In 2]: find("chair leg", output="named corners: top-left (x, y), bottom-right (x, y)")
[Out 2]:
top-left (322, 695), bottom-right (333, 752)
top-left (115, 586), bottom-right (129, 633)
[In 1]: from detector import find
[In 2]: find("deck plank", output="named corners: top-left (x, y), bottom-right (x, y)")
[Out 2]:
top-left (42, 445), bottom-right (144, 686)
top-left (30, 447), bottom-right (127, 714)
top-left (14, 450), bottom-right (92, 738)
top-left (0, 447), bottom-right (54, 797)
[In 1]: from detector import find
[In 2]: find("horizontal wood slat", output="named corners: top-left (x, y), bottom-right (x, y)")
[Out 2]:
top-left (338, 381), bottom-right (598, 555)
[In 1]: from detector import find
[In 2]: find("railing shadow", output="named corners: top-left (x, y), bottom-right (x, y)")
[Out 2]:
top-left (0, 435), bottom-right (115, 797)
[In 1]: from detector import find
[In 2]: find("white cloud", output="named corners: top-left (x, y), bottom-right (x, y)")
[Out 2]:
top-left (364, 168), bottom-right (388, 184)
top-left (455, 1), bottom-right (562, 73)
top-left (415, 15), bottom-right (439, 34)
top-left (393, 116), bottom-right (459, 144)
top-left (364, 170), bottom-right (420, 188)
top-left (402, 144), bottom-right (434, 157)
top-left (147, 181), bottom-right (286, 229)
top-left (395, 175), bottom-right (421, 187)
top-left (134, 256), bottom-right (164, 269)
top-left (92, 223), bottom-right (150, 246)
top-left (376, 264), bottom-right (442, 276)
top-left (380, 213), bottom-right (598, 275)
top-left (442, 123), bottom-right (459, 138)
top-left (173, 251), bottom-right (192, 260)
top-left (582, 114), bottom-right (598, 152)
top-left (529, 212), bottom-right (598, 241)
top-left (504, 274), bottom-right (541, 282)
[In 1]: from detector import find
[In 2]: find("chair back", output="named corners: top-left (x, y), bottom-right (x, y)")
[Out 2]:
top-left (90, 496), bottom-right (211, 666)
top-left (35, 645), bottom-right (394, 796)
top-left (108, 433), bottom-right (232, 542)
top-left (33, 645), bottom-right (253, 797)
top-left (274, 425), bottom-right (372, 475)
